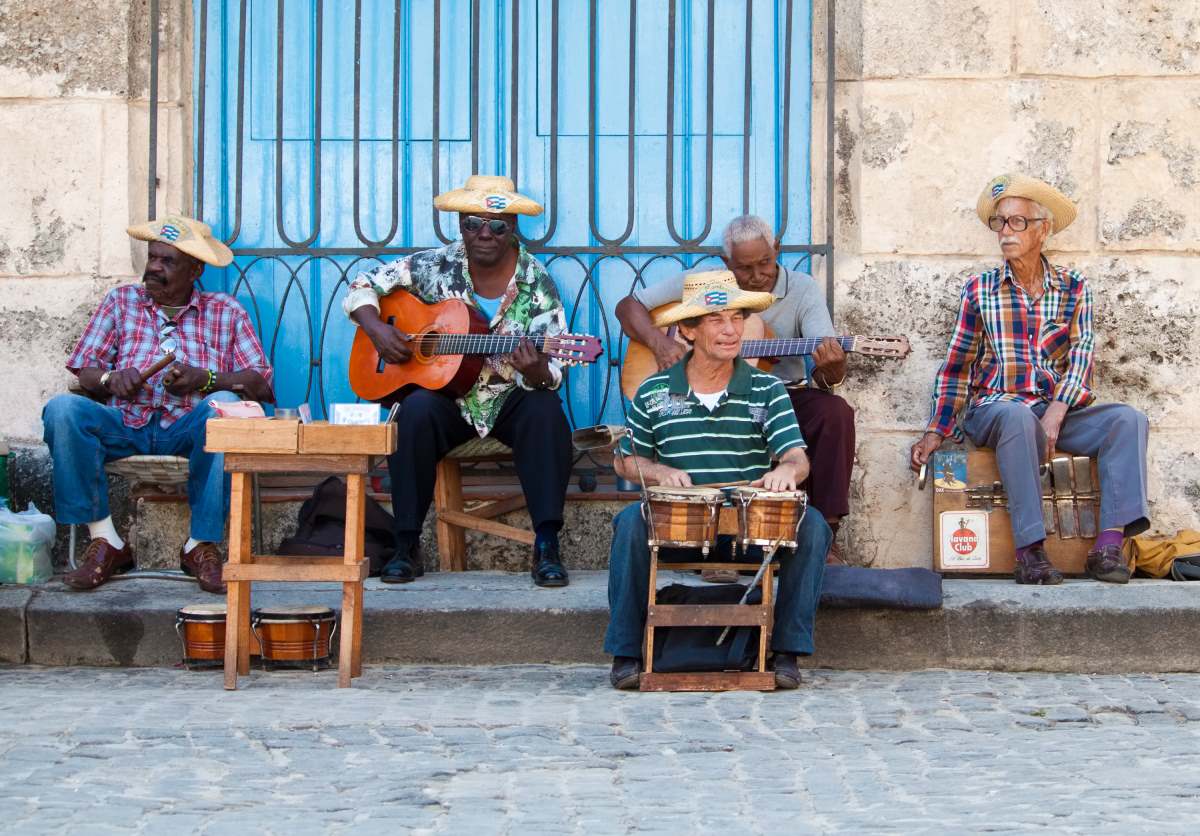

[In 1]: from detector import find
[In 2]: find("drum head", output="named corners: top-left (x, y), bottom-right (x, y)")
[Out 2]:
top-left (646, 485), bottom-right (723, 502)
top-left (253, 605), bottom-right (336, 621)
top-left (178, 603), bottom-right (227, 620)
top-left (730, 487), bottom-right (807, 501)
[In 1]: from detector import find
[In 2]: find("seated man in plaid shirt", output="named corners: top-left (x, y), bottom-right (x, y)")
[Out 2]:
top-left (911, 174), bottom-right (1150, 585)
top-left (42, 215), bottom-right (273, 593)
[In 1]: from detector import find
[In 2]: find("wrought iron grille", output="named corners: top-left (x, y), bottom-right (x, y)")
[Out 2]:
top-left (151, 0), bottom-right (836, 433)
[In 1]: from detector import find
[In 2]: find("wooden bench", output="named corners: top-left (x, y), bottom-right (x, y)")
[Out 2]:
top-left (433, 438), bottom-right (533, 571)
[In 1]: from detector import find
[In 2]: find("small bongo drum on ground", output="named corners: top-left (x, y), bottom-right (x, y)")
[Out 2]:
top-left (643, 486), bottom-right (724, 554)
top-left (176, 603), bottom-right (227, 670)
top-left (251, 606), bottom-right (337, 672)
top-left (730, 487), bottom-right (808, 550)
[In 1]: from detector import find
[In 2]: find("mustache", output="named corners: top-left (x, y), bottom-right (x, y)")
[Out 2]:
top-left (1000, 237), bottom-right (1020, 245)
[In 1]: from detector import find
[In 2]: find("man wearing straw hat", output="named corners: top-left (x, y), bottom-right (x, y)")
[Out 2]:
top-left (910, 174), bottom-right (1150, 585)
top-left (606, 271), bottom-right (832, 689)
top-left (344, 175), bottom-right (573, 587)
top-left (616, 215), bottom-right (857, 566)
top-left (42, 215), bottom-right (274, 593)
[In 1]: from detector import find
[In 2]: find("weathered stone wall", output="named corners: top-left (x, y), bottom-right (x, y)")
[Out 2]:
top-left (817, 1), bottom-right (1200, 566)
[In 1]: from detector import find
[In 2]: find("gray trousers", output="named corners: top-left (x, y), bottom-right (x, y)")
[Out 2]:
top-left (960, 400), bottom-right (1150, 548)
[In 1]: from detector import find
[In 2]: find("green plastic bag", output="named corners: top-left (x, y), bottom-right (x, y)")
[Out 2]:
top-left (0, 502), bottom-right (56, 584)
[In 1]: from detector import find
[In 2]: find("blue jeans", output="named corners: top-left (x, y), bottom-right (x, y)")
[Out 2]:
top-left (604, 503), bottom-right (831, 659)
top-left (41, 392), bottom-right (240, 542)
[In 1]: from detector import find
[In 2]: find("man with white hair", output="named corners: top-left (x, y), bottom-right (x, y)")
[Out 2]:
top-left (616, 215), bottom-right (856, 563)
top-left (910, 174), bottom-right (1150, 585)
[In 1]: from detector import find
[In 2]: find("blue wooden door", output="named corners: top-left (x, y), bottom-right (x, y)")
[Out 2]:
top-left (194, 0), bottom-right (813, 426)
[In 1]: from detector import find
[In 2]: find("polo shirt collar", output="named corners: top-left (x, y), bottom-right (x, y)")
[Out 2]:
top-left (667, 350), bottom-right (754, 396)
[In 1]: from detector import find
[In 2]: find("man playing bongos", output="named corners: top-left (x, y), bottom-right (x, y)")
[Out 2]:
top-left (606, 271), bottom-right (831, 690)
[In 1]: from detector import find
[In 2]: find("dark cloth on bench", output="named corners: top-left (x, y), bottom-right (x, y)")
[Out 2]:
top-left (819, 565), bottom-right (943, 610)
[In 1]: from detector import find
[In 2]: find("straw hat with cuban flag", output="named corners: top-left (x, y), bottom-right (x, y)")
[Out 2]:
top-left (652, 270), bottom-right (775, 327)
top-left (126, 214), bottom-right (234, 267)
top-left (976, 173), bottom-right (1077, 234)
top-left (434, 174), bottom-right (544, 216)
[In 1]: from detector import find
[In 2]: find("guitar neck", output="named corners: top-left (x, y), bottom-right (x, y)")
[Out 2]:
top-left (411, 333), bottom-right (548, 356)
top-left (740, 336), bottom-right (856, 359)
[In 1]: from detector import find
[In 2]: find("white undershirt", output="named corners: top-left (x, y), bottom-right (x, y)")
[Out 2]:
top-left (692, 389), bottom-right (726, 412)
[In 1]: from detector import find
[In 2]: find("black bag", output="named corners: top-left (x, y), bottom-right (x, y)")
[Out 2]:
top-left (277, 476), bottom-right (397, 575)
top-left (651, 583), bottom-right (763, 673)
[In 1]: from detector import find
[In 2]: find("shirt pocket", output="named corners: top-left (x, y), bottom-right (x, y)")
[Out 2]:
top-left (1039, 321), bottom-right (1072, 362)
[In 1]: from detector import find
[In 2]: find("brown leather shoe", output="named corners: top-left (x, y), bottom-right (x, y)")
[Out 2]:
top-left (826, 540), bottom-right (847, 566)
top-left (1086, 543), bottom-right (1131, 584)
top-left (64, 538), bottom-right (134, 590)
top-left (180, 542), bottom-right (227, 594)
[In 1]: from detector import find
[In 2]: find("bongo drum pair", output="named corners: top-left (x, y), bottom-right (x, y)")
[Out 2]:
top-left (175, 604), bottom-right (336, 671)
top-left (642, 485), bottom-right (808, 552)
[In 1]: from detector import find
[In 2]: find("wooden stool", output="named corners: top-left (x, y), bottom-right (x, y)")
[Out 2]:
top-left (206, 418), bottom-right (396, 689)
top-left (433, 437), bottom-right (532, 571)
top-left (640, 506), bottom-right (776, 692)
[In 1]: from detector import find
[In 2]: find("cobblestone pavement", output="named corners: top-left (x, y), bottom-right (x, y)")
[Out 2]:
top-left (2, 666), bottom-right (1200, 834)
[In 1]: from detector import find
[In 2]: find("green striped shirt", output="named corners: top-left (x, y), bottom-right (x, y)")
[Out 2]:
top-left (621, 353), bottom-right (806, 484)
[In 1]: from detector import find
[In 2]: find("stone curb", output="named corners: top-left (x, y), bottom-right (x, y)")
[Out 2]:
top-left (3, 573), bottom-right (1199, 672)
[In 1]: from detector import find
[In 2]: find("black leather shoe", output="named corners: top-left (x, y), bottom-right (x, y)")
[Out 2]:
top-left (773, 653), bottom-right (802, 690)
top-left (532, 540), bottom-right (569, 587)
top-left (380, 543), bottom-right (425, 584)
top-left (610, 656), bottom-right (641, 690)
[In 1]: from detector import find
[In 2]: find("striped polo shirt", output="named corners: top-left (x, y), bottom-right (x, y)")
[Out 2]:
top-left (621, 353), bottom-right (806, 484)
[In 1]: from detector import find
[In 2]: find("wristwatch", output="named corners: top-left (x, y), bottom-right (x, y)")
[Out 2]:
top-left (99, 371), bottom-right (113, 390)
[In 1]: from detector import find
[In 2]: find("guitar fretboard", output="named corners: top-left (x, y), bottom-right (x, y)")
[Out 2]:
top-left (405, 333), bottom-right (550, 356)
top-left (740, 336), bottom-right (856, 359)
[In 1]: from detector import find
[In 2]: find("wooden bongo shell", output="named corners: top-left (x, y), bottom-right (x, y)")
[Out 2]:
top-left (643, 487), bottom-right (723, 550)
top-left (731, 488), bottom-right (807, 548)
top-left (176, 603), bottom-right (227, 669)
top-left (251, 606), bottom-right (337, 671)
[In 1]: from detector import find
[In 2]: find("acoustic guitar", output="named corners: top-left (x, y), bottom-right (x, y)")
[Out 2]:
top-left (349, 290), bottom-right (603, 401)
top-left (620, 303), bottom-right (910, 399)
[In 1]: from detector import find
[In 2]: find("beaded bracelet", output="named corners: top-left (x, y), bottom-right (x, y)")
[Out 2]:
top-left (200, 369), bottom-right (216, 394)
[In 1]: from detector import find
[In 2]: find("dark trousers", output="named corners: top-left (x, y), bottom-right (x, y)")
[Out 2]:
top-left (386, 387), bottom-right (573, 536)
top-left (787, 388), bottom-right (855, 521)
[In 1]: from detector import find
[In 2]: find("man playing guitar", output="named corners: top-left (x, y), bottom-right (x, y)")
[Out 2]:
top-left (343, 175), bottom-right (572, 587)
top-left (616, 215), bottom-right (857, 564)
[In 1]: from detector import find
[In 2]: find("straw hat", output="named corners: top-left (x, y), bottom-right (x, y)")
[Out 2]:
top-left (127, 214), bottom-right (233, 267)
top-left (652, 270), bottom-right (775, 327)
top-left (976, 173), bottom-right (1077, 234)
top-left (433, 174), bottom-right (543, 216)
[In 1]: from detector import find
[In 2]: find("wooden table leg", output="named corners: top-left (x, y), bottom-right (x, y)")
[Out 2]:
top-left (340, 471), bottom-right (367, 687)
top-left (224, 470), bottom-right (253, 689)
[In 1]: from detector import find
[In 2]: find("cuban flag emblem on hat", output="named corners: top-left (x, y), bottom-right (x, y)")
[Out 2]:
top-left (159, 223), bottom-right (181, 241)
top-left (485, 194), bottom-right (510, 211)
top-left (704, 290), bottom-right (728, 307)
top-left (990, 177), bottom-right (1008, 199)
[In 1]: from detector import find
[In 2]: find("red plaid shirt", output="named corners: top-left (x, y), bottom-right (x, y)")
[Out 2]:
top-left (926, 260), bottom-right (1095, 437)
top-left (66, 285), bottom-right (273, 428)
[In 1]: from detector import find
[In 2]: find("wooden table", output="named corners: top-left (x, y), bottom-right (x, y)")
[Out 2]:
top-left (205, 418), bottom-right (396, 689)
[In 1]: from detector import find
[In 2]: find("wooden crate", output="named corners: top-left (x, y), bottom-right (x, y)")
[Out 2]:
top-left (931, 448), bottom-right (1099, 575)
top-left (205, 418), bottom-right (298, 454)
top-left (298, 421), bottom-right (397, 456)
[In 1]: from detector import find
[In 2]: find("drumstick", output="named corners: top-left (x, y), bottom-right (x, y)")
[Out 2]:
top-left (715, 527), bottom-right (792, 647)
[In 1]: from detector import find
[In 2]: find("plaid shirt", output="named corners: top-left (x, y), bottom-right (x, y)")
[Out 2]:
top-left (926, 259), bottom-right (1095, 437)
top-left (66, 285), bottom-right (273, 429)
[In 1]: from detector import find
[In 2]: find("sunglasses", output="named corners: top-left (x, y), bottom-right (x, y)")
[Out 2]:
top-left (461, 216), bottom-right (513, 236)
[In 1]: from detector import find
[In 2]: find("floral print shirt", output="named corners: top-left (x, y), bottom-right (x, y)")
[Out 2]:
top-left (344, 241), bottom-right (567, 436)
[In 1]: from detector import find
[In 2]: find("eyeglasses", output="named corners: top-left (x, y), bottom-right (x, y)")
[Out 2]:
top-left (156, 312), bottom-right (178, 354)
top-left (461, 216), bottom-right (513, 236)
top-left (988, 215), bottom-right (1048, 233)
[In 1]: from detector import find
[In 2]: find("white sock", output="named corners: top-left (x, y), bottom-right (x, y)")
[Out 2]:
top-left (183, 537), bottom-right (202, 553)
top-left (87, 517), bottom-right (125, 550)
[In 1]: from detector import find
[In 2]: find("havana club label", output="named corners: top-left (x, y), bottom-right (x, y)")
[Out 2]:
top-left (939, 510), bottom-right (989, 568)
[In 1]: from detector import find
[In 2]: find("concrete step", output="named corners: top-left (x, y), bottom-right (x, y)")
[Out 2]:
top-left (4, 573), bottom-right (1199, 673)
